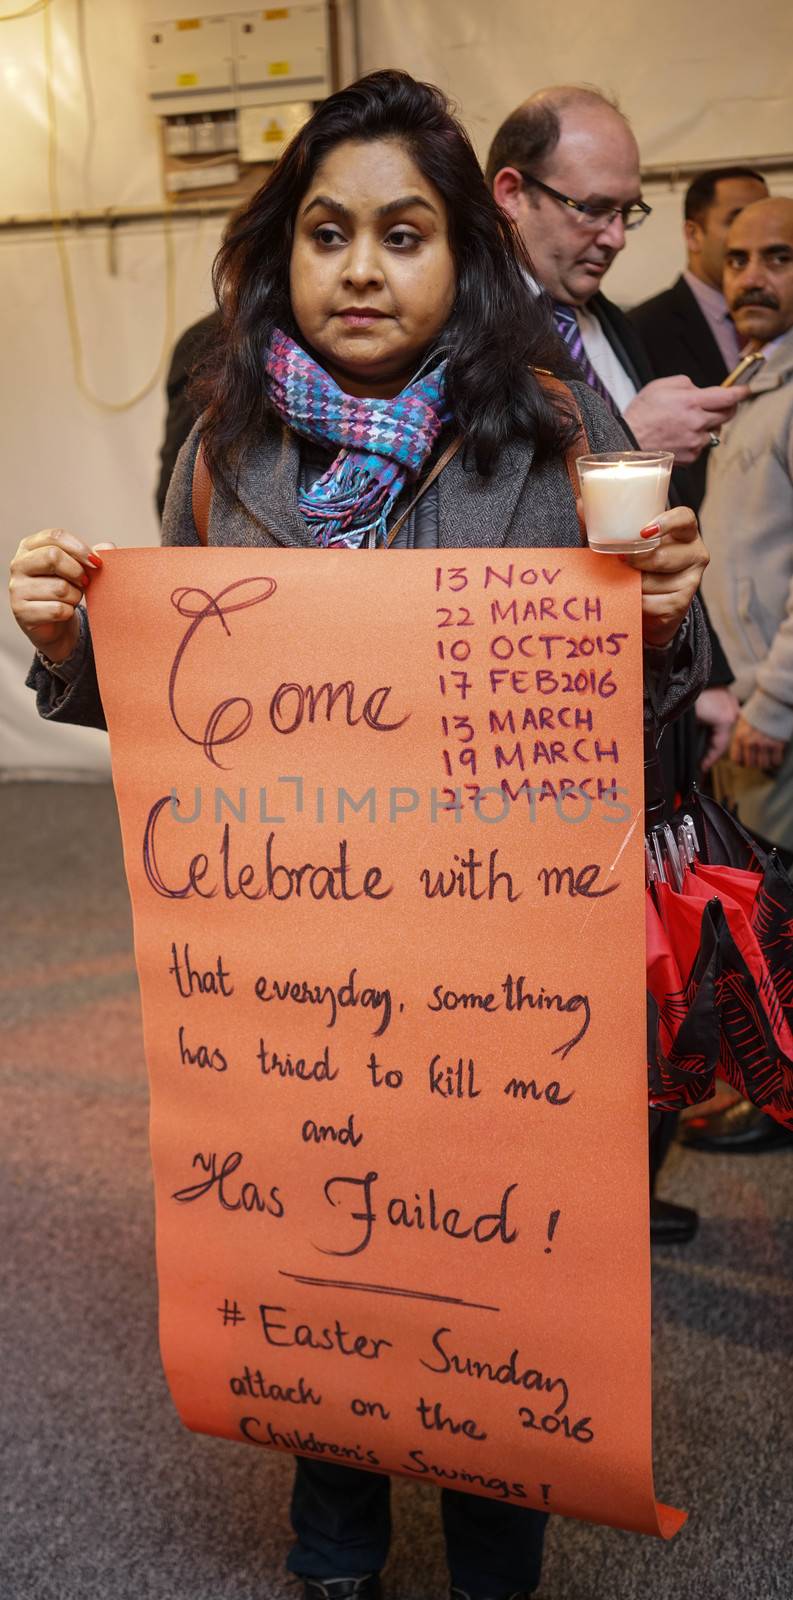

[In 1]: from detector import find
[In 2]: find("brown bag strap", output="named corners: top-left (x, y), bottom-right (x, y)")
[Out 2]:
top-left (383, 434), bottom-right (463, 548)
top-left (192, 439), bottom-right (213, 545)
top-left (532, 367), bottom-right (590, 540)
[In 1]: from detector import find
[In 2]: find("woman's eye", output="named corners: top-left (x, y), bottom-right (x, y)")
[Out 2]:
top-left (314, 225), bottom-right (345, 247)
top-left (386, 228), bottom-right (421, 250)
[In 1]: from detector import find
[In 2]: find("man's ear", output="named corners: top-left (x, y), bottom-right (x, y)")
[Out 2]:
top-left (684, 217), bottom-right (702, 260)
top-left (492, 166), bottom-right (526, 222)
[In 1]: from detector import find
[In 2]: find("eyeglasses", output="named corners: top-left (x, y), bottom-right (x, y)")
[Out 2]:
top-left (521, 174), bottom-right (652, 231)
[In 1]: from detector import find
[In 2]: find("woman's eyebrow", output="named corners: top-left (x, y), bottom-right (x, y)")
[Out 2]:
top-left (375, 194), bottom-right (437, 218)
top-left (302, 195), bottom-right (351, 219)
top-left (302, 193), bottom-right (437, 220)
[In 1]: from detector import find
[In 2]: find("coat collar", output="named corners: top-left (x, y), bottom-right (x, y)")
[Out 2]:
top-left (749, 325), bottom-right (793, 392)
top-left (437, 437), bottom-right (536, 548)
top-left (233, 425), bottom-right (315, 547)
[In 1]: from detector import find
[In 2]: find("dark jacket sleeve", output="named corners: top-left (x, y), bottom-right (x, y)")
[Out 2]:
top-left (25, 610), bottom-right (107, 731)
top-left (644, 604), bottom-right (710, 728)
top-left (155, 312), bottom-right (220, 519)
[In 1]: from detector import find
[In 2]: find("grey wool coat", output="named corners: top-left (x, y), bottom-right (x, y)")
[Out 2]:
top-left (28, 379), bottom-right (709, 731)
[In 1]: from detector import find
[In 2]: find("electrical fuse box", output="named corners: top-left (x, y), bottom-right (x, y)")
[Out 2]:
top-left (147, 17), bottom-right (235, 115)
top-left (147, 3), bottom-right (336, 201)
top-left (233, 5), bottom-right (330, 106)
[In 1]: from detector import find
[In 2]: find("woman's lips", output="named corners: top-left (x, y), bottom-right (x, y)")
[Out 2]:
top-left (336, 308), bottom-right (391, 325)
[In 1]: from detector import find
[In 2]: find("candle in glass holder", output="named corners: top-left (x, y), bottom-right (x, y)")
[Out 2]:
top-left (576, 452), bottom-right (673, 554)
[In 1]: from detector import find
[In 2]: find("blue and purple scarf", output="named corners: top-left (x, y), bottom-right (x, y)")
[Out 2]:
top-left (265, 329), bottom-right (451, 548)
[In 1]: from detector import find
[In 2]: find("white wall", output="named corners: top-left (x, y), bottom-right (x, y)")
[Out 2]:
top-left (2, 0), bottom-right (792, 775)
top-left (2, 0), bottom-right (225, 774)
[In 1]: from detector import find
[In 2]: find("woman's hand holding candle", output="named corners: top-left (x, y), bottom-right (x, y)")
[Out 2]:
top-left (624, 507), bottom-right (709, 648)
top-left (575, 501), bottom-right (709, 648)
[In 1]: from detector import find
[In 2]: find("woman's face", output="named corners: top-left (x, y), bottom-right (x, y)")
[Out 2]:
top-left (289, 138), bottom-right (456, 398)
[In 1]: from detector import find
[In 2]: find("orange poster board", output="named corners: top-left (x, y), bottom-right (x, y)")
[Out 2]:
top-left (89, 547), bottom-right (685, 1539)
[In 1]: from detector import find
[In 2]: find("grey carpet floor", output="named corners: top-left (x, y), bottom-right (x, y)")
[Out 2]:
top-left (1, 781), bottom-right (791, 1600)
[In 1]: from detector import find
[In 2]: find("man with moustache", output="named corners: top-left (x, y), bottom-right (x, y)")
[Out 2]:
top-left (485, 87), bottom-right (744, 801)
top-left (682, 197), bottom-right (793, 1156)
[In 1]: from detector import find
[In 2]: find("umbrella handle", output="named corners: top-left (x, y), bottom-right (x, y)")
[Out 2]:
top-left (662, 824), bottom-right (685, 891)
top-left (645, 839), bottom-right (662, 887)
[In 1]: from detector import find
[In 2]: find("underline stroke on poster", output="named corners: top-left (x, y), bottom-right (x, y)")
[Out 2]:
top-left (279, 1270), bottom-right (500, 1313)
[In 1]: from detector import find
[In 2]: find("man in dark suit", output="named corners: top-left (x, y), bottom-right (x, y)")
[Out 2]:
top-left (486, 88), bottom-right (749, 1243)
top-left (631, 166), bottom-right (768, 512)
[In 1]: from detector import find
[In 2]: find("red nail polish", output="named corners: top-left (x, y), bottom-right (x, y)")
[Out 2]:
top-left (640, 522), bottom-right (661, 539)
top-left (87, 554), bottom-right (103, 569)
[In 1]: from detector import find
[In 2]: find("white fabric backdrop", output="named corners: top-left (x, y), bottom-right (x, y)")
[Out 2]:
top-left (2, 0), bottom-right (791, 774)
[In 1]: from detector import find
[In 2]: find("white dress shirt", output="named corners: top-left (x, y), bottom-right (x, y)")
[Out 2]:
top-left (576, 304), bottom-right (638, 414)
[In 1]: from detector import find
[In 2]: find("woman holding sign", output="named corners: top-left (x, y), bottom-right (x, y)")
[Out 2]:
top-left (12, 70), bottom-right (709, 1600)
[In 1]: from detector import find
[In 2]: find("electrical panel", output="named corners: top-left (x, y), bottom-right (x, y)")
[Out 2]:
top-left (147, 4), bottom-right (331, 116)
top-left (147, 4), bottom-right (333, 199)
top-left (147, 18), bottom-right (235, 116)
top-left (233, 6), bottom-right (329, 106)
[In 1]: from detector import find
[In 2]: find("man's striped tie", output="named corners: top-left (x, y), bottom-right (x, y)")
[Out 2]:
top-left (553, 301), bottom-right (619, 417)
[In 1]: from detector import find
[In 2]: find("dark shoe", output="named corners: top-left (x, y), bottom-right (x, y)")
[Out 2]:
top-left (304, 1579), bottom-right (381, 1600)
top-left (650, 1196), bottom-right (698, 1245)
top-left (680, 1098), bottom-right (793, 1153)
top-left (451, 1590), bottom-right (533, 1600)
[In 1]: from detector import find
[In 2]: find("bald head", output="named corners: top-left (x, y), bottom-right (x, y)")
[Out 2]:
top-left (485, 86), bottom-right (634, 184)
top-left (487, 86), bottom-right (642, 306)
top-left (723, 196), bottom-right (793, 343)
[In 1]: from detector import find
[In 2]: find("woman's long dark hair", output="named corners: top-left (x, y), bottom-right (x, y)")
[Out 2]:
top-left (198, 69), bottom-right (578, 491)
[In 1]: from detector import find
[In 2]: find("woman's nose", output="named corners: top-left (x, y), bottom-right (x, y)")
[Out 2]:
top-left (342, 239), bottom-right (384, 289)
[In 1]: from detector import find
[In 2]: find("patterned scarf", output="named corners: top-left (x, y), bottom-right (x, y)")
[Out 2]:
top-left (265, 329), bottom-right (451, 548)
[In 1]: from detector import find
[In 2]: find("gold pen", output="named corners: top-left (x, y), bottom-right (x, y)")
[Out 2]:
top-left (708, 345), bottom-right (766, 445)
top-left (721, 346), bottom-right (766, 388)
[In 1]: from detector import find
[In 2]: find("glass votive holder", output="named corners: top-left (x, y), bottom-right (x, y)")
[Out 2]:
top-left (576, 451), bottom-right (673, 554)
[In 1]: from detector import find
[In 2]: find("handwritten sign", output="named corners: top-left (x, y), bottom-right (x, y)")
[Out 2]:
top-left (89, 548), bottom-right (684, 1539)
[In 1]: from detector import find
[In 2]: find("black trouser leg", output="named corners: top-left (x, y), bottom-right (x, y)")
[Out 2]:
top-left (286, 1458), bottom-right (391, 1580)
top-left (441, 1487), bottom-right (548, 1597)
top-left (649, 1108), bottom-right (680, 1193)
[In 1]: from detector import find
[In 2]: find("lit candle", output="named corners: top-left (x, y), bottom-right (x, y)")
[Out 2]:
top-left (577, 452), bottom-right (673, 554)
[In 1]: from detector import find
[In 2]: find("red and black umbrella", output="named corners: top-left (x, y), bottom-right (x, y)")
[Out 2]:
top-left (645, 793), bottom-right (793, 1130)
